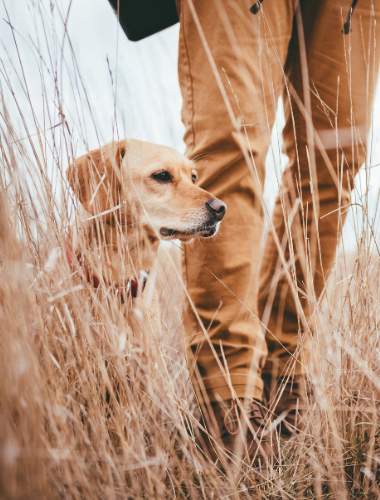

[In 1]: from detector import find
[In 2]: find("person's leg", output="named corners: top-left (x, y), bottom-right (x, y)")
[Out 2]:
top-left (259, 0), bottom-right (380, 378)
top-left (177, 0), bottom-right (295, 403)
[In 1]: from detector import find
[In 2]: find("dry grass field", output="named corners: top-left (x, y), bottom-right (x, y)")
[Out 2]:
top-left (1, 2), bottom-right (380, 499)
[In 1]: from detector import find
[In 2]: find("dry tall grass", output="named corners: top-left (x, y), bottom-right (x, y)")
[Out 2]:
top-left (0, 2), bottom-right (380, 499)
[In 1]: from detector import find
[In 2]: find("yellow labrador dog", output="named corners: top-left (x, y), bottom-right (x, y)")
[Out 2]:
top-left (66, 138), bottom-right (226, 347)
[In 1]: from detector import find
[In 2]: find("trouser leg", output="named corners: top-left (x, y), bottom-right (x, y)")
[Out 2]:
top-left (259, 0), bottom-right (380, 376)
top-left (177, 0), bottom-right (295, 401)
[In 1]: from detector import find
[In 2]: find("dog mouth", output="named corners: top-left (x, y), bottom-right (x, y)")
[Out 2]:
top-left (160, 221), bottom-right (219, 240)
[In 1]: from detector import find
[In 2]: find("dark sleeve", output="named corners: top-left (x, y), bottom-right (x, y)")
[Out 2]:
top-left (107, 0), bottom-right (179, 42)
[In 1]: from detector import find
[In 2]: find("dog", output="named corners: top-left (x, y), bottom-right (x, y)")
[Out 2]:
top-left (66, 138), bottom-right (227, 348)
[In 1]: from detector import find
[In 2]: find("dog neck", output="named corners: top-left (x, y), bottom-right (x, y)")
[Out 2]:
top-left (68, 207), bottom-right (160, 296)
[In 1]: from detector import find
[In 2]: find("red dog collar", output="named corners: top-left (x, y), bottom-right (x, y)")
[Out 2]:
top-left (65, 238), bottom-right (146, 300)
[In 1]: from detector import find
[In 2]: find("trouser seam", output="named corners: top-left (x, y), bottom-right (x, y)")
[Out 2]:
top-left (180, 1), bottom-right (196, 154)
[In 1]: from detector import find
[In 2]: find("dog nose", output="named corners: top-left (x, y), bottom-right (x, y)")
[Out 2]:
top-left (205, 198), bottom-right (227, 221)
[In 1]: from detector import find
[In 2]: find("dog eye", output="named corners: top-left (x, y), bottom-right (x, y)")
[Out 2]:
top-left (152, 171), bottom-right (172, 182)
top-left (192, 173), bottom-right (197, 183)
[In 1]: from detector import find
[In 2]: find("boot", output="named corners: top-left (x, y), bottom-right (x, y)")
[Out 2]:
top-left (198, 398), bottom-right (279, 469)
top-left (262, 375), bottom-right (312, 437)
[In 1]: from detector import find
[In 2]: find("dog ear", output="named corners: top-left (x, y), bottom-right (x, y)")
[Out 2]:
top-left (67, 141), bottom-right (126, 216)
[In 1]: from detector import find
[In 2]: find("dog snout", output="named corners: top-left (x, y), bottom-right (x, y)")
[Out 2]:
top-left (205, 198), bottom-right (227, 221)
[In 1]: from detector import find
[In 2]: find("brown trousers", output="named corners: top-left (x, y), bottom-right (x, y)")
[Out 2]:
top-left (177, 0), bottom-right (380, 401)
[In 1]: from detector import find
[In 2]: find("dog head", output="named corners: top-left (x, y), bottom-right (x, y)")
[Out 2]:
top-left (67, 139), bottom-right (226, 243)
